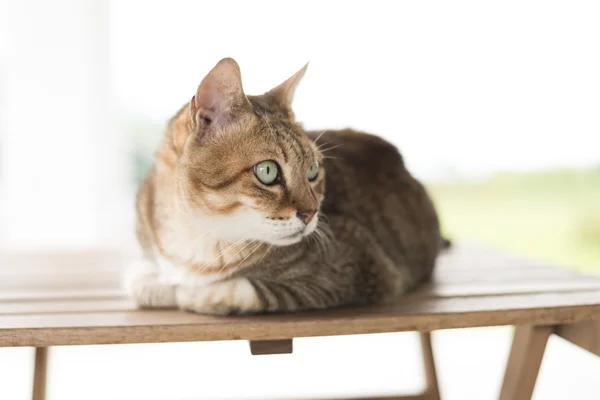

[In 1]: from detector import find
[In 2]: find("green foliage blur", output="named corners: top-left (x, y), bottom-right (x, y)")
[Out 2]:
top-left (430, 168), bottom-right (600, 275)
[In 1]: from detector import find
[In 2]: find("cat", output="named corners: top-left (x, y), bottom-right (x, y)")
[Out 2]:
top-left (127, 58), bottom-right (445, 315)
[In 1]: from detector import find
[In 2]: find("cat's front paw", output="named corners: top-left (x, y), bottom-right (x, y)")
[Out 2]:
top-left (176, 278), bottom-right (261, 316)
top-left (129, 275), bottom-right (178, 309)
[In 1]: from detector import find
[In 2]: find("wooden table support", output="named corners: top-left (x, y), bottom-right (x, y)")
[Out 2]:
top-left (420, 332), bottom-right (441, 400)
top-left (24, 322), bottom-right (598, 400)
top-left (499, 325), bottom-right (552, 400)
top-left (1, 245), bottom-right (599, 400)
top-left (281, 332), bottom-right (440, 400)
top-left (249, 339), bottom-right (293, 355)
top-left (32, 347), bottom-right (48, 400)
top-left (555, 320), bottom-right (600, 357)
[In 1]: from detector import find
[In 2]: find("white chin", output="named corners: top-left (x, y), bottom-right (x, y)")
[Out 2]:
top-left (266, 235), bottom-right (304, 246)
top-left (262, 213), bottom-right (320, 247)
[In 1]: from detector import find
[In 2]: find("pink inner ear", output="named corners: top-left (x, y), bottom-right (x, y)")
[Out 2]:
top-left (194, 85), bottom-right (221, 124)
top-left (193, 58), bottom-right (248, 127)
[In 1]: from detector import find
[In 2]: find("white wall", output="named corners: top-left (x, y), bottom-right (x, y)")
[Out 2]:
top-left (0, 0), bottom-right (132, 248)
top-left (112, 0), bottom-right (600, 179)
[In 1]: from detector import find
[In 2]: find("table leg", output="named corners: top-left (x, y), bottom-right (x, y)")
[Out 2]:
top-left (499, 325), bottom-right (552, 400)
top-left (32, 347), bottom-right (48, 400)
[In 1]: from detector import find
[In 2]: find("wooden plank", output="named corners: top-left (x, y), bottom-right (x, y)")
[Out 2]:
top-left (4, 274), bottom-right (599, 305)
top-left (0, 289), bottom-right (126, 302)
top-left (499, 325), bottom-right (552, 400)
top-left (0, 268), bottom-right (123, 278)
top-left (1, 292), bottom-right (599, 347)
top-left (3, 288), bottom-right (600, 318)
top-left (0, 269), bottom-right (122, 278)
top-left (555, 320), bottom-right (600, 357)
top-left (419, 279), bottom-right (600, 298)
top-left (434, 267), bottom-right (579, 280)
top-left (435, 248), bottom-right (571, 271)
top-left (0, 279), bottom-right (122, 291)
top-left (0, 248), bottom-right (126, 262)
top-left (0, 299), bottom-right (136, 315)
top-left (440, 261), bottom-right (561, 271)
top-left (249, 339), bottom-right (293, 355)
top-left (0, 261), bottom-right (123, 271)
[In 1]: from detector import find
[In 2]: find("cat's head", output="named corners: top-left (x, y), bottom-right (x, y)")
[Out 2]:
top-left (170, 58), bottom-right (325, 246)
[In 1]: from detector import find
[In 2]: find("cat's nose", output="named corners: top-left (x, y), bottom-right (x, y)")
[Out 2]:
top-left (296, 209), bottom-right (316, 225)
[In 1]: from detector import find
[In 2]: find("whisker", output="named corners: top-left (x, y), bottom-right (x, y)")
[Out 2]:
top-left (313, 216), bottom-right (335, 255)
top-left (257, 244), bottom-right (274, 265)
top-left (306, 230), bottom-right (317, 250)
top-left (316, 140), bottom-right (334, 150)
top-left (195, 237), bottom-right (247, 273)
top-left (318, 230), bottom-right (327, 255)
top-left (313, 130), bottom-right (327, 144)
top-left (231, 242), bottom-right (264, 274)
top-left (217, 240), bottom-right (256, 275)
top-left (318, 144), bottom-right (342, 153)
top-left (310, 228), bottom-right (321, 253)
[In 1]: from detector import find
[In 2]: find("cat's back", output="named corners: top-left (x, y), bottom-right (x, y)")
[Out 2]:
top-left (308, 129), bottom-right (441, 288)
top-left (311, 129), bottom-right (403, 172)
top-left (308, 129), bottom-right (418, 216)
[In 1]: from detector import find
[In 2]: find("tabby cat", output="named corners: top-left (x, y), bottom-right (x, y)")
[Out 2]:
top-left (127, 58), bottom-right (445, 315)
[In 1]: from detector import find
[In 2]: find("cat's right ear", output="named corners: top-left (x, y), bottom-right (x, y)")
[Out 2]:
top-left (189, 58), bottom-right (251, 131)
top-left (265, 63), bottom-right (308, 118)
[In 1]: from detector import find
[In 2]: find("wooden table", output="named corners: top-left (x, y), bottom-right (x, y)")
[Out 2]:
top-left (1, 244), bottom-right (599, 400)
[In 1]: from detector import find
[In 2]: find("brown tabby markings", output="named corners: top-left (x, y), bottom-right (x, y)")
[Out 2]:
top-left (129, 58), bottom-right (444, 315)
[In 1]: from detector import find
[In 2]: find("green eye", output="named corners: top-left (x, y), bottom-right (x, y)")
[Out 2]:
top-left (254, 160), bottom-right (279, 185)
top-left (307, 161), bottom-right (319, 181)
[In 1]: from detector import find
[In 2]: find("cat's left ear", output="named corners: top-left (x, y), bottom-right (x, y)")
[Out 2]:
top-left (190, 58), bottom-right (251, 128)
top-left (265, 63), bottom-right (308, 116)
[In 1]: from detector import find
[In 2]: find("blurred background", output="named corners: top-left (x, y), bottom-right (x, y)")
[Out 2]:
top-left (0, 0), bottom-right (599, 399)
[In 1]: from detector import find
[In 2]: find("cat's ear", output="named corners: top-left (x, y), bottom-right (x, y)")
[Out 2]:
top-left (265, 63), bottom-right (308, 116)
top-left (190, 58), bottom-right (251, 128)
